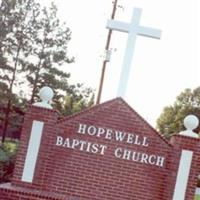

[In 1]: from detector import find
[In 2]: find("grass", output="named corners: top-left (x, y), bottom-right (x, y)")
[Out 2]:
top-left (195, 195), bottom-right (200, 200)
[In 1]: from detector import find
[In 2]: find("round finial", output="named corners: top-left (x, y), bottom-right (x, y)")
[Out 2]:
top-left (179, 115), bottom-right (199, 138)
top-left (33, 86), bottom-right (54, 109)
top-left (184, 115), bottom-right (199, 131)
top-left (39, 86), bottom-right (54, 102)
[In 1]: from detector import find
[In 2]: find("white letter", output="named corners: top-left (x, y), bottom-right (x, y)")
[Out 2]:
top-left (86, 142), bottom-right (92, 152)
top-left (127, 133), bottom-right (134, 144)
top-left (71, 139), bottom-right (80, 149)
top-left (105, 129), bottom-right (113, 140)
top-left (114, 148), bottom-right (122, 158)
top-left (56, 136), bottom-right (63, 146)
top-left (142, 136), bottom-right (149, 147)
top-left (63, 138), bottom-right (71, 148)
top-left (148, 155), bottom-right (157, 165)
top-left (79, 140), bottom-right (87, 151)
top-left (77, 123), bottom-right (87, 134)
top-left (122, 149), bottom-right (131, 160)
top-left (91, 143), bottom-right (99, 154)
top-left (115, 131), bottom-right (126, 142)
top-left (99, 145), bottom-right (107, 155)
top-left (156, 156), bottom-right (165, 167)
top-left (140, 153), bottom-right (148, 164)
top-left (134, 135), bottom-right (141, 145)
top-left (97, 127), bottom-right (105, 137)
top-left (131, 151), bottom-right (140, 162)
top-left (88, 126), bottom-right (96, 136)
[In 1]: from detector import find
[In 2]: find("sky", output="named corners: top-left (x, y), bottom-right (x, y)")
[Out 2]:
top-left (39, 0), bottom-right (200, 127)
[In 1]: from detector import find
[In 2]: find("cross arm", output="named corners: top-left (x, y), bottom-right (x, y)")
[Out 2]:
top-left (106, 20), bottom-right (130, 33)
top-left (138, 26), bottom-right (162, 39)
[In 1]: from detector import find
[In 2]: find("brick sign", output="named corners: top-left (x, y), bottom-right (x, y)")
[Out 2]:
top-left (0, 98), bottom-right (200, 200)
top-left (56, 123), bottom-right (165, 167)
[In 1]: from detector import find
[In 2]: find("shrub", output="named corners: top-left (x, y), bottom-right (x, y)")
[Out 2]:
top-left (0, 140), bottom-right (19, 183)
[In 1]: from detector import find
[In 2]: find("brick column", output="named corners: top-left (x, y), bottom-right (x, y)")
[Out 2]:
top-left (170, 135), bottom-right (200, 200)
top-left (12, 105), bottom-right (58, 190)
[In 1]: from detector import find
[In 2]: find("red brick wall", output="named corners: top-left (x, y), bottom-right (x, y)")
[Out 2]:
top-left (170, 135), bottom-right (200, 200)
top-left (0, 98), bottom-right (199, 200)
top-left (12, 105), bottom-right (59, 190)
top-left (0, 183), bottom-right (70, 200)
top-left (50, 99), bottom-right (172, 200)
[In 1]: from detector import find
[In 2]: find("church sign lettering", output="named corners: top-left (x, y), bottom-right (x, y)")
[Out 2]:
top-left (56, 123), bottom-right (165, 167)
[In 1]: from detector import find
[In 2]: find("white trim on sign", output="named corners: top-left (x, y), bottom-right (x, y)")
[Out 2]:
top-left (196, 187), bottom-right (200, 195)
top-left (172, 150), bottom-right (193, 200)
top-left (21, 120), bottom-right (44, 183)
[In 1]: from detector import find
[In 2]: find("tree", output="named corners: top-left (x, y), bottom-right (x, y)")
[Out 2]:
top-left (0, 0), bottom-right (94, 142)
top-left (20, 2), bottom-right (74, 103)
top-left (0, 0), bottom-right (33, 142)
top-left (156, 87), bottom-right (200, 138)
top-left (18, 1), bottom-right (95, 114)
top-left (56, 85), bottom-right (94, 116)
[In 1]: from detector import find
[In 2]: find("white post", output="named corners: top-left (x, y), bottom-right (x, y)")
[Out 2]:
top-left (172, 150), bottom-right (193, 200)
top-left (21, 120), bottom-right (44, 183)
top-left (106, 7), bottom-right (161, 98)
top-left (21, 86), bottom-right (54, 183)
top-left (173, 115), bottom-right (199, 199)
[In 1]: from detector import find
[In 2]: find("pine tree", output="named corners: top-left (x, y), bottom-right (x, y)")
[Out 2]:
top-left (20, 2), bottom-right (74, 103)
top-left (0, 0), bottom-right (94, 142)
top-left (0, 0), bottom-right (34, 142)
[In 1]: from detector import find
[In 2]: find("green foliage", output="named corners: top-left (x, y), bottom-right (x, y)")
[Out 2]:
top-left (17, 1), bottom-right (75, 103)
top-left (194, 195), bottom-right (200, 200)
top-left (0, 140), bottom-right (18, 183)
top-left (0, 0), bottom-right (35, 141)
top-left (55, 85), bottom-right (94, 116)
top-left (0, 0), bottom-right (94, 141)
top-left (157, 87), bottom-right (200, 138)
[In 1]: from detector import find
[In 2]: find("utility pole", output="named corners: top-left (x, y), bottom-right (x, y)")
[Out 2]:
top-left (96, 0), bottom-right (118, 104)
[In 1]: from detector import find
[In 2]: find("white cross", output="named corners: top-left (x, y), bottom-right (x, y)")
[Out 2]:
top-left (106, 7), bottom-right (161, 98)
